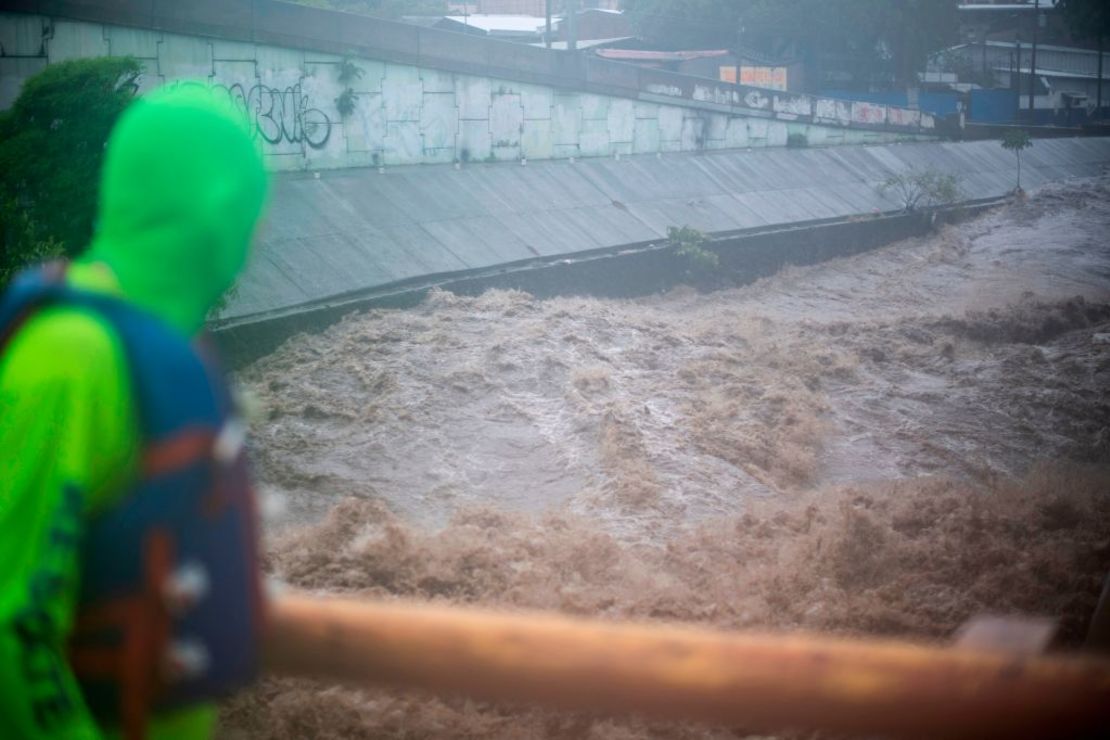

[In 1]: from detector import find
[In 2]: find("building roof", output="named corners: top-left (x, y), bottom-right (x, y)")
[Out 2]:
top-left (532, 37), bottom-right (633, 50)
top-left (958, 1), bottom-right (1059, 10)
top-left (443, 14), bottom-right (553, 34)
top-left (979, 40), bottom-right (1107, 55)
top-left (595, 49), bottom-right (732, 63)
top-left (997, 65), bottom-right (1106, 80)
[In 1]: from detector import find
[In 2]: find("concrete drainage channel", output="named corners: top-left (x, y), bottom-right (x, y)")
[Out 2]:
top-left (212, 195), bottom-right (1008, 366)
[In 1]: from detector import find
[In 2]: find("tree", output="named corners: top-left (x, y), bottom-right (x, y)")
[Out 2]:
top-left (878, 167), bottom-right (963, 212)
top-left (1058, 0), bottom-right (1110, 112)
top-left (622, 0), bottom-right (741, 49)
top-left (1001, 129), bottom-right (1033, 192)
top-left (623, 0), bottom-right (959, 88)
top-left (291, 0), bottom-right (447, 18)
top-left (1058, 0), bottom-right (1110, 40)
top-left (0, 56), bottom-right (141, 285)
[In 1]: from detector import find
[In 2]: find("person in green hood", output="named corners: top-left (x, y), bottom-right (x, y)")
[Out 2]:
top-left (0, 83), bottom-right (268, 739)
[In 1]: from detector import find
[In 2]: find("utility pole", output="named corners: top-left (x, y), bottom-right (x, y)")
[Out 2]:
top-left (545, 0), bottom-right (552, 50)
top-left (981, 28), bottom-right (988, 78)
top-left (1098, 33), bottom-right (1105, 116)
top-left (1028, 0), bottom-right (1039, 114)
top-left (567, 0), bottom-right (578, 53)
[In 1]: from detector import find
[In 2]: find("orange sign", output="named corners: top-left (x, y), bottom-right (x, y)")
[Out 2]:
top-left (720, 66), bottom-right (788, 91)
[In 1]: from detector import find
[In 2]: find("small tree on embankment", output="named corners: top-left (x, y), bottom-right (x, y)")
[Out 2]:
top-left (0, 57), bottom-right (140, 285)
top-left (878, 167), bottom-right (963, 213)
top-left (1001, 129), bottom-right (1033, 194)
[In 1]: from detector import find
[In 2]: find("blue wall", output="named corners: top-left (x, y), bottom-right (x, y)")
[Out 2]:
top-left (968, 90), bottom-right (1019, 124)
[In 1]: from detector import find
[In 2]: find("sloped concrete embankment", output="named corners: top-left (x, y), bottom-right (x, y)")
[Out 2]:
top-left (213, 137), bottom-right (1110, 363)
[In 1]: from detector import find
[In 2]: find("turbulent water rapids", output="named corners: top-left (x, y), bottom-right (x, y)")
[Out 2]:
top-left (221, 177), bottom-right (1110, 739)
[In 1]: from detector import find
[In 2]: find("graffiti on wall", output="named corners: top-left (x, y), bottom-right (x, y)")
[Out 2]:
top-left (693, 84), bottom-right (737, 106)
top-left (886, 106), bottom-right (921, 128)
top-left (742, 89), bottom-right (771, 111)
top-left (815, 98), bottom-right (852, 126)
top-left (773, 93), bottom-right (811, 117)
top-left (166, 79), bottom-right (334, 149)
top-left (851, 101), bottom-right (886, 125)
top-left (214, 81), bottom-right (333, 149)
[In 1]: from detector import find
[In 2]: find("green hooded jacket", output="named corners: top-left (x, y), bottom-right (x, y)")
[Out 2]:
top-left (0, 83), bottom-right (268, 739)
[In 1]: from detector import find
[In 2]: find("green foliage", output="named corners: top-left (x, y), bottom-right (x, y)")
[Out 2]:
top-left (667, 225), bottom-right (719, 281)
top-left (756, 0), bottom-right (959, 87)
top-left (624, 0), bottom-right (958, 87)
top-left (0, 56), bottom-right (141, 285)
top-left (1001, 129), bottom-right (1033, 191)
top-left (334, 57), bottom-right (364, 118)
top-left (786, 132), bottom-right (808, 148)
top-left (335, 87), bottom-right (359, 117)
top-left (622, 0), bottom-right (741, 48)
top-left (337, 58), bottom-right (364, 85)
top-left (1001, 128), bottom-right (1032, 153)
top-left (0, 199), bottom-right (65, 285)
top-left (290, 0), bottom-right (447, 18)
top-left (878, 167), bottom-right (963, 212)
top-left (934, 48), bottom-right (997, 88)
top-left (1058, 0), bottom-right (1110, 42)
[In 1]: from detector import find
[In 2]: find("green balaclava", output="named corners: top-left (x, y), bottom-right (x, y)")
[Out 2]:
top-left (80, 83), bottom-right (268, 335)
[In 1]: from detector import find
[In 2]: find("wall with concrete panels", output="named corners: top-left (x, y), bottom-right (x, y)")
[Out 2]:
top-left (1, 11), bottom-right (929, 172)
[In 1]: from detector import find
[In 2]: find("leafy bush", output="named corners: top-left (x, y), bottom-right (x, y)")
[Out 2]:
top-left (667, 225), bottom-right (719, 282)
top-left (878, 167), bottom-right (963, 212)
top-left (0, 56), bottom-right (141, 284)
top-left (787, 132), bottom-right (808, 148)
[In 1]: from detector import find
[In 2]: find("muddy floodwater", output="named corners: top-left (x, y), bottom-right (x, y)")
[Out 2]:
top-left (222, 178), bottom-right (1110, 739)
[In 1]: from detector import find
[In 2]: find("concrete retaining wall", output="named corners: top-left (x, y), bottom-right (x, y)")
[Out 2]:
top-left (216, 136), bottom-right (1110, 329)
top-left (212, 200), bottom-right (996, 365)
top-left (1, 3), bottom-right (935, 172)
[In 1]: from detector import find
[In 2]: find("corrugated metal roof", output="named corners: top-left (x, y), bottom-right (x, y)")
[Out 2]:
top-left (221, 137), bottom-right (1110, 325)
top-left (443, 14), bottom-right (550, 34)
top-left (595, 49), bottom-right (732, 62)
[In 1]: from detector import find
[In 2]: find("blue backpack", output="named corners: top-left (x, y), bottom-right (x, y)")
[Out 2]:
top-left (0, 264), bottom-right (263, 739)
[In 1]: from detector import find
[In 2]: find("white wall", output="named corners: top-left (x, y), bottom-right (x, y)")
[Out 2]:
top-left (0, 13), bottom-right (930, 172)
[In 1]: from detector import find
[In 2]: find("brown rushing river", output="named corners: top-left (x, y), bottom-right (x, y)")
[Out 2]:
top-left (221, 177), bottom-right (1110, 739)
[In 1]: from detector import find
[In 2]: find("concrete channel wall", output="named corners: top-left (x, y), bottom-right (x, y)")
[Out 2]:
top-left (1, 1), bottom-right (936, 172)
top-left (208, 135), bottom-right (1110, 361)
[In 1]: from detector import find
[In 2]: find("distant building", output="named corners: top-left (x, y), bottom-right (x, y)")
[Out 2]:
top-left (449, 1), bottom-right (620, 14)
top-left (592, 47), bottom-right (805, 92)
top-left (957, 0), bottom-right (1073, 47)
top-left (435, 6), bottom-right (630, 45)
top-left (595, 48), bottom-right (731, 75)
top-left (935, 40), bottom-right (1108, 113)
top-left (553, 8), bottom-right (631, 42)
top-left (435, 14), bottom-right (550, 41)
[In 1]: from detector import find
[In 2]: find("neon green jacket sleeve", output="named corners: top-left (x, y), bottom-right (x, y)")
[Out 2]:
top-left (0, 305), bottom-right (215, 740)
